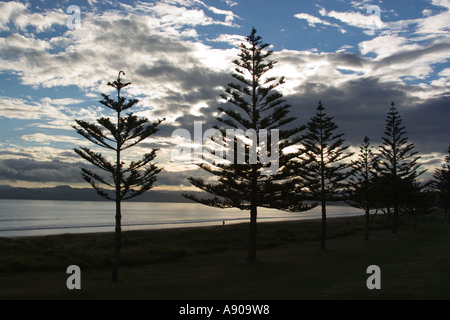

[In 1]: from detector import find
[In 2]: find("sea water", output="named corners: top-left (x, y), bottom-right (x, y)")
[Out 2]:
top-left (0, 199), bottom-right (363, 237)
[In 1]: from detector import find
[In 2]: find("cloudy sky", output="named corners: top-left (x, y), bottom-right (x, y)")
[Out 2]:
top-left (0, 0), bottom-right (449, 190)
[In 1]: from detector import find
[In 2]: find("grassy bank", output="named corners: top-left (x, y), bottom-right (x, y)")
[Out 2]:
top-left (0, 215), bottom-right (449, 299)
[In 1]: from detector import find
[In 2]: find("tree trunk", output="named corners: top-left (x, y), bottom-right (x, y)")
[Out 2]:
top-left (414, 210), bottom-right (418, 230)
top-left (320, 198), bottom-right (326, 250)
top-left (112, 199), bottom-right (121, 282)
top-left (247, 205), bottom-right (257, 262)
top-left (365, 207), bottom-right (370, 241)
top-left (112, 109), bottom-right (122, 282)
top-left (320, 140), bottom-right (326, 250)
top-left (247, 163), bottom-right (258, 262)
top-left (392, 200), bottom-right (399, 234)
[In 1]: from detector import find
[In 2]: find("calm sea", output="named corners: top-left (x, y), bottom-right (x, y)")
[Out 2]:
top-left (0, 199), bottom-right (364, 237)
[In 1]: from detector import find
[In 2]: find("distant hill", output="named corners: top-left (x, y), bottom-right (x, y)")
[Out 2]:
top-left (0, 185), bottom-right (350, 206)
top-left (0, 185), bottom-right (200, 203)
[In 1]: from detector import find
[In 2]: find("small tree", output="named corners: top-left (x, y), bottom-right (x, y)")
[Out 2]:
top-left (346, 136), bottom-right (377, 240)
top-left (73, 71), bottom-right (164, 282)
top-left (184, 28), bottom-right (312, 262)
top-left (374, 102), bottom-right (425, 233)
top-left (433, 145), bottom-right (450, 222)
top-left (293, 102), bottom-right (352, 249)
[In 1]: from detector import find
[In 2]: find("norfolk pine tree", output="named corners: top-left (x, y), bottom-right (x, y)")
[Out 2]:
top-left (374, 102), bottom-right (425, 234)
top-left (346, 136), bottom-right (377, 240)
top-left (184, 28), bottom-right (313, 262)
top-left (292, 102), bottom-right (352, 250)
top-left (73, 72), bottom-right (164, 282)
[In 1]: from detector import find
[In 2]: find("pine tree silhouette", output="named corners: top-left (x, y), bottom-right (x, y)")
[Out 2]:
top-left (374, 102), bottom-right (425, 233)
top-left (73, 71), bottom-right (164, 281)
top-left (184, 29), bottom-right (312, 261)
top-left (292, 101), bottom-right (352, 249)
top-left (346, 136), bottom-right (377, 240)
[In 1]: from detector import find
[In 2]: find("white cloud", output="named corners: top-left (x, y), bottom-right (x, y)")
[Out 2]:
top-left (200, 1), bottom-right (240, 25)
top-left (432, 0), bottom-right (450, 8)
top-left (21, 133), bottom-right (84, 146)
top-left (358, 35), bottom-right (420, 59)
top-left (0, 1), bottom-right (66, 32)
top-left (128, 0), bottom-right (240, 28)
top-left (294, 13), bottom-right (335, 27)
top-left (336, 44), bottom-right (354, 53)
top-left (0, 96), bottom-right (103, 131)
top-left (224, 0), bottom-right (238, 7)
top-left (0, 96), bottom-right (60, 120)
top-left (325, 9), bottom-right (384, 31)
top-left (208, 33), bottom-right (246, 46)
top-left (350, 0), bottom-right (374, 10)
top-left (422, 9), bottom-right (433, 17)
top-left (415, 8), bottom-right (450, 36)
top-left (13, 9), bottom-right (66, 32)
top-left (0, 1), bottom-right (27, 31)
top-left (0, 0), bottom-right (239, 100)
top-left (0, 33), bottom-right (51, 57)
top-left (439, 68), bottom-right (450, 77)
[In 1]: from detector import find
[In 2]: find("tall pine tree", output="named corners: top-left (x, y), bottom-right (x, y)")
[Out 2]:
top-left (73, 71), bottom-right (164, 282)
top-left (292, 102), bottom-right (352, 249)
top-left (374, 102), bottom-right (425, 233)
top-left (184, 28), bottom-right (312, 262)
top-left (346, 136), bottom-right (377, 240)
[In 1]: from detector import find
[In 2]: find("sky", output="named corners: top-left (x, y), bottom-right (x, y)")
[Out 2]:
top-left (0, 0), bottom-right (449, 191)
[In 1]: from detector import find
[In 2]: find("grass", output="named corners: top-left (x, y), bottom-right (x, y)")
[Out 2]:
top-left (0, 214), bottom-right (449, 300)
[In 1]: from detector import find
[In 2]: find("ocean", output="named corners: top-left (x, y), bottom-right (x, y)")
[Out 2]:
top-left (0, 199), bottom-right (364, 237)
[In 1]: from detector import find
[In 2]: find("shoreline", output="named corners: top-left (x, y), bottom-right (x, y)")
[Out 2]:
top-left (1, 212), bottom-right (365, 239)
top-left (0, 199), bottom-right (366, 238)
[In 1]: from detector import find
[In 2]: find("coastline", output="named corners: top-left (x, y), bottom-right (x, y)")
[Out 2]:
top-left (0, 199), bottom-right (364, 238)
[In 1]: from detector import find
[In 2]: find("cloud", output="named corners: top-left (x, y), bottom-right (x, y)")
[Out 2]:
top-left (294, 13), bottom-right (335, 27)
top-left (422, 9), bottom-right (433, 17)
top-left (323, 8), bottom-right (384, 31)
top-left (0, 96), bottom-right (99, 130)
top-left (0, 0), bottom-right (239, 92)
top-left (0, 1), bottom-right (66, 33)
top-left (0, 33), bottom-right (51, 59)
top-left (126, 0), bottom-right (240, 28)
top-left (21, 133), bottom-right (84, 146)
top-left (224, 0), bottom-right (238, 7)
top-left (350, 0), bottom-right (375, 10)
top-left (208, 33), bottom-right (246, 46)
top-left (0, 1), bottom-right (27, 31)
top-left (0, 158), bottom-right (85, 183)
top-left (0, 96), bottom-right (74, 122)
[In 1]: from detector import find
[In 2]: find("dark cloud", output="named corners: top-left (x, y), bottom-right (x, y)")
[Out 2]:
top-left (285, 76), bottom-right (449, 154)
top-left (401, 96), bottom-right (450, 154)
top-left (0, 150), bottom-right (31, 158)
top-left (0, 158), bottom-right (85, 183)
top-left (155, 169), bottom-right (199, 188)
top-left (377, 41), bottom-right (450, 68)
top-left (0, 157), bottom-right (198, 188)
top-left (329, 52), bottom-right (364, 67)
top-left (136, 60), bottom-right (227, 92)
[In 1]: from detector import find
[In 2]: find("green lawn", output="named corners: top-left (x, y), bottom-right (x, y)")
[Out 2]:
top-left (0, 215), bottom-right (449, 300)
